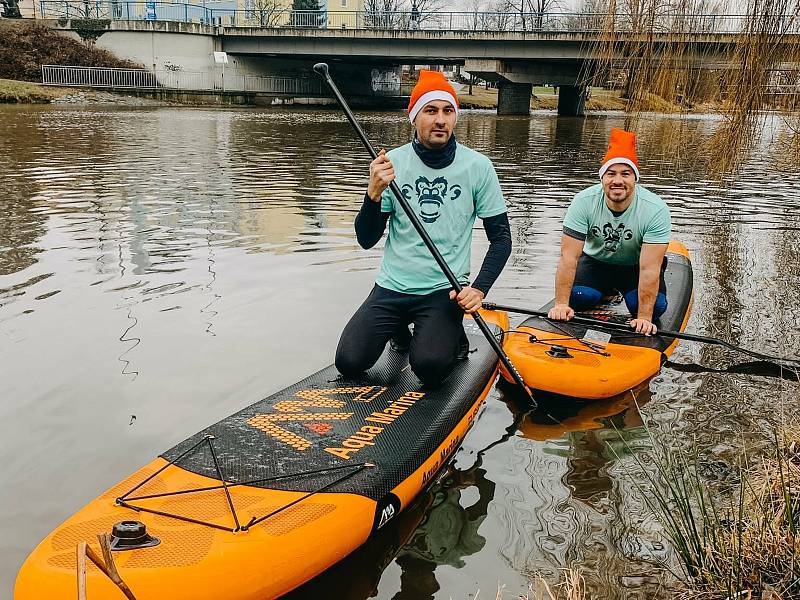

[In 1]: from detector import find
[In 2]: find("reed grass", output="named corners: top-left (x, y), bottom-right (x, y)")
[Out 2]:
top-left (489, 570), bottom-right (586, 600)
top-left (617, 421), bottom-right (800, 599)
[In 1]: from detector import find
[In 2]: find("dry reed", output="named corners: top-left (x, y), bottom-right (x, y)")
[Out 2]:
top-left (581, 0), bottom-right (800, 179)
top-left (489, 570), bottom-right (586, 600)
top-left (618, 422), bottom-right (800, 599)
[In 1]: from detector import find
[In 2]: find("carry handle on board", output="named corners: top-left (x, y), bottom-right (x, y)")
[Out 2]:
top-left (313, 63), bottom-right (537, 408)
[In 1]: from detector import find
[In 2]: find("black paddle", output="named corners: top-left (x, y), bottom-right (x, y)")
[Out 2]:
top-left (313, 62), bottom-right (537, 408)
top-left (665, 359), bottom-right (800, 382)
top-left (482, 301), bottom-right (800, 367)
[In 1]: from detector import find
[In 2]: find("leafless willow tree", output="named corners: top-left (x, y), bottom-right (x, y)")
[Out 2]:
top-left (579, 0), bottom-right (800, 179)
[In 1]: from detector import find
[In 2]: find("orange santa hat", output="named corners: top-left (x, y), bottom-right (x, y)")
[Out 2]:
top-left (407, 70), bottom-right (459, 123)
top-left (599, 128), bottom-right (640, 181)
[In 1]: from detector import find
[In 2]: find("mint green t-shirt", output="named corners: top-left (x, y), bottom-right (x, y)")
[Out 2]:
top-left (377, 143), bottom-right (507, 295)
top-left (563, 183), bottom-right (671, 265)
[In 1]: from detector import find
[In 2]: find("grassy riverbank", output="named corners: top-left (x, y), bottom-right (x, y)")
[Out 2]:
top-left (459, 86), bottom-right (631, 112)
top-left (0, 78), bottom-right (70, 103)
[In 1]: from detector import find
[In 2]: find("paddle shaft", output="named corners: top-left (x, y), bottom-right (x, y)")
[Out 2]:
top-left (483, 301), bottom-right (800, 366)
top-left (313, 63), bottom-right (536, 406)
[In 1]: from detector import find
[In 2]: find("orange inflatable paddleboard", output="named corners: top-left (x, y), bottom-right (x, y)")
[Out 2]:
top-left (501, 241), bottom-right (692, 399)
top-left (15, 311), bottom-right (508, 599)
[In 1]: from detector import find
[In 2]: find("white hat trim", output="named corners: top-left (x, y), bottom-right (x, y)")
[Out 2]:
top-left (599, 157), bottom-right (640, 181)
top-left (408, 90), bottom-right (459, 123)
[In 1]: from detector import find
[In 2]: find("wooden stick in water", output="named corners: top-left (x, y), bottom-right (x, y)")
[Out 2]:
top-left (95, 534), bottom-right (137, 600)
top-left (74, 537), bottom-right (137, 600)
top-left (76, 541), bottom-right (87, 600)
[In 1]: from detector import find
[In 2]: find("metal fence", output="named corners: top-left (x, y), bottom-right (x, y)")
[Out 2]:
top-left (42, 65), bottom-right (163, 87)
top-left (41, 65), bottom-right (415, 95)
top-left (37, 2), bottom-right (773, 34)
top-left (41, 65), bottom-right (331, 93)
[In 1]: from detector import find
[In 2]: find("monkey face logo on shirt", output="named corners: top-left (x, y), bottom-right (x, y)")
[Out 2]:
top-left (591, 222), bottom-right (633, 253)
top-left (402, 176), bottom-right (462, 223)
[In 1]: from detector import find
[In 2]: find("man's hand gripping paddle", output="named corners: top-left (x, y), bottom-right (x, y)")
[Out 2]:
top-left (313, 62), bottom-right (537, 409)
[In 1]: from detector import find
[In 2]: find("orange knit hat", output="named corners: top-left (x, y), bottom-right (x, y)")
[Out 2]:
top-left (599, 128), bottom-right (640, 180)
top-left (407, 70), bottom-right (459, 123)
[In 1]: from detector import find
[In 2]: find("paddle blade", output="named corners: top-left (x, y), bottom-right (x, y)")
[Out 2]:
top-left (313, 63), bottom-right (330, 78)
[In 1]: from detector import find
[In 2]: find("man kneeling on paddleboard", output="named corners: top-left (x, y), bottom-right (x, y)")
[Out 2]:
top-left (548, 128), bottom-right (672, 335)
top-left (335, 70), bottom-right (511, 386)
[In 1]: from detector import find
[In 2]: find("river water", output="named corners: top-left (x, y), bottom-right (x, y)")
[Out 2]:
top-left (1, 104), bottom-right (799, 599)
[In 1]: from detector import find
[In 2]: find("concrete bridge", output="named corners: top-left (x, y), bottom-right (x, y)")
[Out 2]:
top-left (37, 4), bottom-right (800, 115)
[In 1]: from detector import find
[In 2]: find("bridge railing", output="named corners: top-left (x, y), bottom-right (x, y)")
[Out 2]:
top-left (37, 2), bottom-right (779, 34)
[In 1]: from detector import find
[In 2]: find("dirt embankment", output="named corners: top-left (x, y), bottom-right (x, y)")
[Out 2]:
top-left (458, 86), bottom-right (674, 112)
top-left (0, 79), bottom-right (171, 105)
top-left (458, 86), bottom-right (628, 112)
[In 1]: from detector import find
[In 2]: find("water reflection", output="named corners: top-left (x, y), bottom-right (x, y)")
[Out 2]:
top-left (1, 105), bottom-right (800, 599)
top-left (295, 384), bottom-right (665, 600)
top-left (512, 382), bottom-right (651, 443)
top-left (392, 462), bottom-right (495, 599)
top-left (284, 495), bottom-right (432, 600)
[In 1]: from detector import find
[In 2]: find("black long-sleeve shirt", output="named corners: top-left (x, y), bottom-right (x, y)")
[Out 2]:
top-left (354, 193), bottom-right (511, 295)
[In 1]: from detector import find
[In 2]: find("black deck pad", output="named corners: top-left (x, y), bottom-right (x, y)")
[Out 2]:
top-left (162, 321), bottom-right (500, 501)
top-left (522, 252), bottom-right (693, 354)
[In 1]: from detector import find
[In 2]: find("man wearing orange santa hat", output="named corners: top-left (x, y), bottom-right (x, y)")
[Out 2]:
top-left (335, 70), bottom-right (512, 386)
top-left (547, 128), bottom-right (672, 336)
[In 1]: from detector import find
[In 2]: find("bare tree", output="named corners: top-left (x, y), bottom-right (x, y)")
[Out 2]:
top-left (245, 0), bottom-right (287, 27)
top-left (530, 0), bottom-right (557, 29)
top-left (362, 0), bottom-right (447, 29)
top-left (564, 0), bottom-right (608, 31)
top-left (496, 0), bottom-right (561, 31)
top-left (363, 0), bottom-right (406, 28)
top-left (409, 0), bottom-right (446, 27)
top-left (466, 0), bottom-right (494, 30)
top-left (489, 0), bottom-right (516, 31)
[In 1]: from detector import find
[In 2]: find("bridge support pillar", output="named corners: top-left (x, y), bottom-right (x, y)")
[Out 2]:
top-left (497, 81), bottom-right (532, 115)
top-left (557, 85), bottom-right (587, 116)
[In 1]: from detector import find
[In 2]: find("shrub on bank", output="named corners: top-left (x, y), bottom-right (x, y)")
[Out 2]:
top-left (0, 20), bottom-right (139, 82)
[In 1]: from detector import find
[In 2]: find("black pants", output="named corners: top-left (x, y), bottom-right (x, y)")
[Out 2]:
top-left (335, 285), bottom-right (464, 387)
